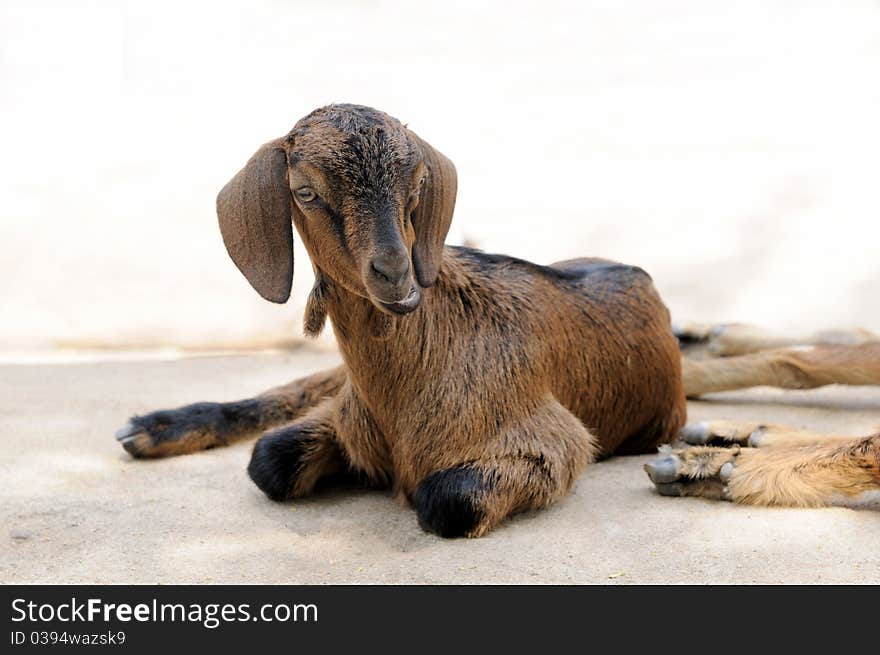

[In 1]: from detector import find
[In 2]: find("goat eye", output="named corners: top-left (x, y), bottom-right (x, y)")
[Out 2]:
top-left (295, 187), bottom-right (317, 203)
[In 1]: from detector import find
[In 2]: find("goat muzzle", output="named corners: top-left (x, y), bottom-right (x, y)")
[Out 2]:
top-left (374, 285), bottom-right (422, 315)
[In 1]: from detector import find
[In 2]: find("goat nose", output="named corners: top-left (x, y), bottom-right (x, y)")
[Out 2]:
top-left (370, 253), bottom-right (410, 285)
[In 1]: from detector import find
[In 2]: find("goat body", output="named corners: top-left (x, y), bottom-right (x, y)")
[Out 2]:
top-left (318, 248), bottom-right (685, 494)
top-left (116, 104), bottom-right (685, 537)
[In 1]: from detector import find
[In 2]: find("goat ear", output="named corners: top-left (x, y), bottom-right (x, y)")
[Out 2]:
top-left (408, 132), bottom-right (457, 288)
top-left (216, 139), bottom-right (294, 304)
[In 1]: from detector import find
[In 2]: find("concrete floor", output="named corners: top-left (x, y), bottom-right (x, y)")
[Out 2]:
top-left (2, 351), bottom-right (879, 584)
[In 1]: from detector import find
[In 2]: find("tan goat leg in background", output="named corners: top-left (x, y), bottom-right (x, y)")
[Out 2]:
top-left (677, 420), bottom-right (855, 449)
top-left (675, 322), bottom-right (877, 357)
top-left (115, 365), bottom-right (347, 458)
top-left (644, 433), bottom-right (880, 509)
top-left (681, 343), bottom-right (880, 397)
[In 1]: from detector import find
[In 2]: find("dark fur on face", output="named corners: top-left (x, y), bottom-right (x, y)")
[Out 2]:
top-left (288, 104), bottom-right (418, 211)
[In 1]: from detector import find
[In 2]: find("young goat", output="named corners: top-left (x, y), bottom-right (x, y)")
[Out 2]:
top-left (646, 323), bottom-right (880, 509)
top-left (115, 104), bottom-right (687, 537)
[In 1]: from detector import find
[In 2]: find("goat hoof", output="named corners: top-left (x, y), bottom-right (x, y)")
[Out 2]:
top-left (672, 322), bottom-right (711, 343)
top-left (643, 456), bottom-right (679, 484)
top-left (653, 482), bottom-right (685, 497)
top-left (679, 422), bottom-right (711, 445)
top-left (115, 422), bottom-right (154, 457)
top-left (413, 466), bottom-right (488, 538)
top-left (645, 445), bottom-right (739, 502)
top-left (746, 426), bottom-right (769, 448)
top-left (719, 461), bottom-right (735, 483)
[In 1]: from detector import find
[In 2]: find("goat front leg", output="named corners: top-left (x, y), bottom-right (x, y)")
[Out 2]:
top-left (644, 434), bottom-right (880, 509)
top-left (246, 399), bottom-right (357, 500)
top-left (116, 365), bottom-right (346, 458)
top-left (248, 384), bottom-right (392, 500)
top-left (681, 343), bottom-right (880, 397)
top-left (412, 398), bottom-right (597, 538)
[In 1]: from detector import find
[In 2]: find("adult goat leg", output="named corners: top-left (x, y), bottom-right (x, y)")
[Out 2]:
top-left (675, 322), bottom-right (876, 358)
top-left (644, 433), bottom-right (880, 509)
top-left (681, 343), bottom-right (880, 397)
top-left (116, 365), bottom-right (346, 458)
top-left (678, 420), bottom-right (854, 448)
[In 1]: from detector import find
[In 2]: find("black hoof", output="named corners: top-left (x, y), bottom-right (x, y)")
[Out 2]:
top-left (247, 429), bottom-right (312, 502)
top-left (413, 466), bottom-right (488, 538)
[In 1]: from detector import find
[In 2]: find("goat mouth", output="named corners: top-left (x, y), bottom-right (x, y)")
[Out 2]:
top-left (375, 286), bottom-right (421, 315)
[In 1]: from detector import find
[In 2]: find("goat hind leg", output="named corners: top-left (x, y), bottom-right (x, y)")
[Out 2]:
top-left (682, 343), bottom-right (880, 397)
top-left (676, 322), bottom-right (797, 358)
top-left (679, 420), bottom-right (851, 448)
top-left (675, 322), bottom-right (877, 358)
top-left (116, 365), bottom-right (346, 458)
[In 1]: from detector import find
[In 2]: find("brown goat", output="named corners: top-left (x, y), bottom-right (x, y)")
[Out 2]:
top-left (645, 323), bottom-right (880, 510)
top-left (115, 104), bottom-right (686, 537)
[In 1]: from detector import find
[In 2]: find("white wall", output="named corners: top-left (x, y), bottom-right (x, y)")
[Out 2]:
top-left (2, 0), bottom-right (879, 354)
